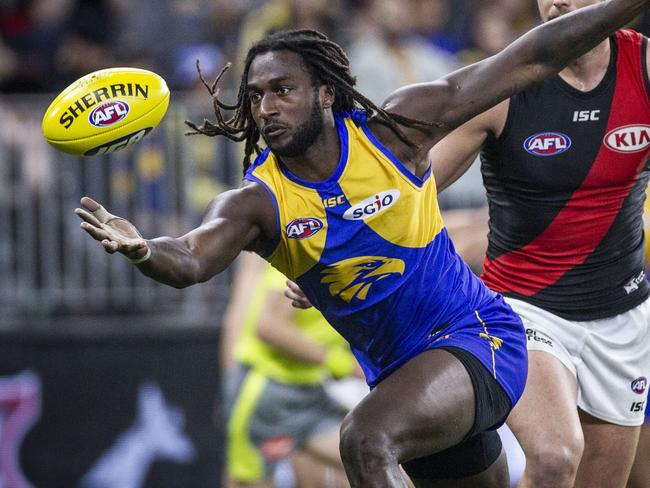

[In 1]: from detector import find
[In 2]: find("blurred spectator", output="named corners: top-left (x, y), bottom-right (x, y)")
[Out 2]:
top-left (346, 0), bottom-right (457, 105)
top-left (53, 0), bottom-right (118, 87)
top-left (460, 0), bottom-right (539, 63)
top-left (0, 0), bottom-right (72, 91)
top-left (236, 0), bottom-right (347, 79)
top-left (410, 0), bottom-right (461, 54)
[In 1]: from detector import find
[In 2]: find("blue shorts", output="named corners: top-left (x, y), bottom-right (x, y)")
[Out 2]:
top-left (425, 294), bottom-right (528, 408)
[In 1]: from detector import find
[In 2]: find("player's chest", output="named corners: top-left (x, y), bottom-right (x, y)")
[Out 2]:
top-left (496, 89), bottom-right (650, 191)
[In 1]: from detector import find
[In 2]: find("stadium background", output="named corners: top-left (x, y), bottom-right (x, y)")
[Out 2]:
top-left (0, 1), bottom-right (648, 487)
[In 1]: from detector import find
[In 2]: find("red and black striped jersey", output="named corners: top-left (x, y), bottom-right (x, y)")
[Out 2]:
top-left (481, 30), bottom-right (650, 320)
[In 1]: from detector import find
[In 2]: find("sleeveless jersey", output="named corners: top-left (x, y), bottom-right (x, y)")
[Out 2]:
top-left (481, 30), bottom-right (650, 321)
top-left (235, 265), bottom-right (352, 386)
top-left (245, 110), bottom-right (525, 403)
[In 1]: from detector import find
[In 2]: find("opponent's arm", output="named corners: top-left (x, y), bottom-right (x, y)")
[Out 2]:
top-left (75, 183), bottom-right (275, 288)
top-left (430, 101), bottom-right (508, 192)
top-left (377, 0), bottom-right (649, 160)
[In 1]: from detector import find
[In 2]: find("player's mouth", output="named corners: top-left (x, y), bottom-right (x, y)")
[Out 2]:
top-left (263, 124), bottom-right (288, 138)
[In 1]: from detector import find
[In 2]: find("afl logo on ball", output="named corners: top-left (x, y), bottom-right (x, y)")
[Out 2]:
top-left (286, 218), bottom-right (324, 240)
top-left (89, 100), bottom-right (130, 127)
top-left (524, 132), bottom-right (571, 156)
top-left (631, 377), bottom-right (647, 394)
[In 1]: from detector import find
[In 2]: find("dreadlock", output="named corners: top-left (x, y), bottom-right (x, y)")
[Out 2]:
top-left (185, 29), bottom-right (440, 174)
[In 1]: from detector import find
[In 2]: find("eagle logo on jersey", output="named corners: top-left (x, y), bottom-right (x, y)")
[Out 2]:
top-left (320, 256), bottom-right (405, 302)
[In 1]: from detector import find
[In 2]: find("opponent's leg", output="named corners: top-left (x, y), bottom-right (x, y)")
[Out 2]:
top-left (627, 421), bottom-right (650, 488)
top-left (507, 350), bottom-right (584, 488)
top-left (337, 348), bottom-right (502, 487)
top-left (574, 410), bottom-right (640, 488)
top-left (292, 448), bottom-right (349, 488)
top-left (303, 425), bottom-right (344, 468)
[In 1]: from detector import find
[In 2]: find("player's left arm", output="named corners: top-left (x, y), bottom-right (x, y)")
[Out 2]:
top-left (374, 0), bottom-right (649, 162)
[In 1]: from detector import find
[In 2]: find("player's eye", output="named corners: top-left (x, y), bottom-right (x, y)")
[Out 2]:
top-left (277, 87), bottom-right (291, 96)
top-left (249, 92), bottom-right (262, 104)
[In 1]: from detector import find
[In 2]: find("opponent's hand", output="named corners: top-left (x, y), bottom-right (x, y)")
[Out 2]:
top-left (74, 196), bottom-right (149, 260)
top-left (285, 280), bottom-right (312, 309)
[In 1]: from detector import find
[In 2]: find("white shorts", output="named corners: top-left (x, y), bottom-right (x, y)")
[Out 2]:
top-left (505, 296), bottom-right (650, 426)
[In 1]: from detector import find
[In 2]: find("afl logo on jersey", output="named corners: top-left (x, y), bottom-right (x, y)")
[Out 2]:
top-left (631, 377), bottom-right (648, 395)
top-left (524, 132), bottom-right (572, 156)
top-left (604, 125), bottom-right (650, 153)
top-left (343, 190), bottom-right (400, 221)
top-left (286, 218), bottom-right (323, 240)
top-left (89, 100), bottom-right (130, 127)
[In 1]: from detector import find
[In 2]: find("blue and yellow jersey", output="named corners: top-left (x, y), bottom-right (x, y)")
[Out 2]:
top-left (245, 110), bottom-right (526, 403)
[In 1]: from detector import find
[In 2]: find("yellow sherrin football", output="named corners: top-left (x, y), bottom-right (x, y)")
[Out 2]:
top-left (41, 67), bottom-right (170, 156)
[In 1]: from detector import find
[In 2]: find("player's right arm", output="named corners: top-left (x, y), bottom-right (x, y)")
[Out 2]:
top-left (374, 0), bottom-right (649, 166)
top-left (74, 182), bottom-right (276, 288)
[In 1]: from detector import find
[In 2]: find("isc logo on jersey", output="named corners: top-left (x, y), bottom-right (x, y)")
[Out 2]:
top-left (604, 125), bottom-right (650, 153)
top-left (343, 190), bottom-right (400, 221)
top-left (524, 132), bottom-right (572, 156)
top-left (89, 100), bottom-right (130, 127)
top-left (286, 218), bottom-right (324, 240)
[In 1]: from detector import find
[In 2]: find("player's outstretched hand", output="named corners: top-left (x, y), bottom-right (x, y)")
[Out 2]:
top-left (285, 280), bottom-right (312, 309)
top-left (74, 197), bottom-right (149, 260)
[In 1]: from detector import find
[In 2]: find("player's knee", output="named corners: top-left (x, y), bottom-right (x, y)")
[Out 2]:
top-left (339, 413), bottom-right (396, 472)
top-left (524, 436), bottom-right (584, 486)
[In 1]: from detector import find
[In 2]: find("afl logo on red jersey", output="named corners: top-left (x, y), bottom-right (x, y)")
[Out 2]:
top-left (604, 125), bottom-right (650, 153)
top-left (89, 100), bottom-right (130, 127)
top-left (524, 132), bottom-right (572, 156)
top-left (286, 218), bottom-right (324, 240)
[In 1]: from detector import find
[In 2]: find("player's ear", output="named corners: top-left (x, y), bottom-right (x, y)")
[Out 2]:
top-left (320, 84), bottom-right (335, 109)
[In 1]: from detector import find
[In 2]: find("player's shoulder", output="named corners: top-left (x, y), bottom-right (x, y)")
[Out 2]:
top-left (615, 28), bottom-right (647, 44)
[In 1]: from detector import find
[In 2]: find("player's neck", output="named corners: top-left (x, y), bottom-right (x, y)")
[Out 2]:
top-left (558, 38), bottom-right (611, 92)
top-left (278, 117), bottom-right (341, 182)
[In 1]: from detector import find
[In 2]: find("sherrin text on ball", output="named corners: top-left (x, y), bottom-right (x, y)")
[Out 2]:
top-left (42, 67), bottom-right (169, 156)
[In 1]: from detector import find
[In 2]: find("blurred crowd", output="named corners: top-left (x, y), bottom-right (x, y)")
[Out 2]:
top-left (0, 0), bottom-right (547, 95)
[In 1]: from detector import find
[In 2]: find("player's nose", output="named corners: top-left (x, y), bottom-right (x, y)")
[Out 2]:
top-left (259, 95), bottom-right (280, 119)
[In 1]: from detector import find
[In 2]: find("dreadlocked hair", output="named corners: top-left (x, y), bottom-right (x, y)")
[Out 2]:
top-left (185, 28), bottom-right (441, 174)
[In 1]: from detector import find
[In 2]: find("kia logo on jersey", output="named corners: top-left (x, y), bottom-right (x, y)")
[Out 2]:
top-left (631, 377), bottom-right (648, 394)
top-left (604, 125), bottom-right (650, 153)
top-left (89, 100), bottom-right (130, 127)
top-left (286, 218), bottom-right (324, 240)
top-left (343, 190), bottom-right (400, 221)
top-left (523, 132), bottom-right (572, 156)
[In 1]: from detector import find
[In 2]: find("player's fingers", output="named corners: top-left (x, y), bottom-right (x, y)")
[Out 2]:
top-left (286, 279), bottom-right (303, 295)
top-left (79, 197), bottom-right (118, 225)
top-left (286, 280), bottom-right (310, 300)
top-left (80, 221), bottom-right (111, 242)
top-left (291, 299), bottom-right (312, 309)
top-left (285, 280), bottom-right (312, 309)
top-left (80, 196), bottom-right (101, 211)
top-left (121, 240), bottom-right (147, 253)
top-left (101, 240), bottom-right (119, 254)
top-left (75, 207), bottom-right (103, 228)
